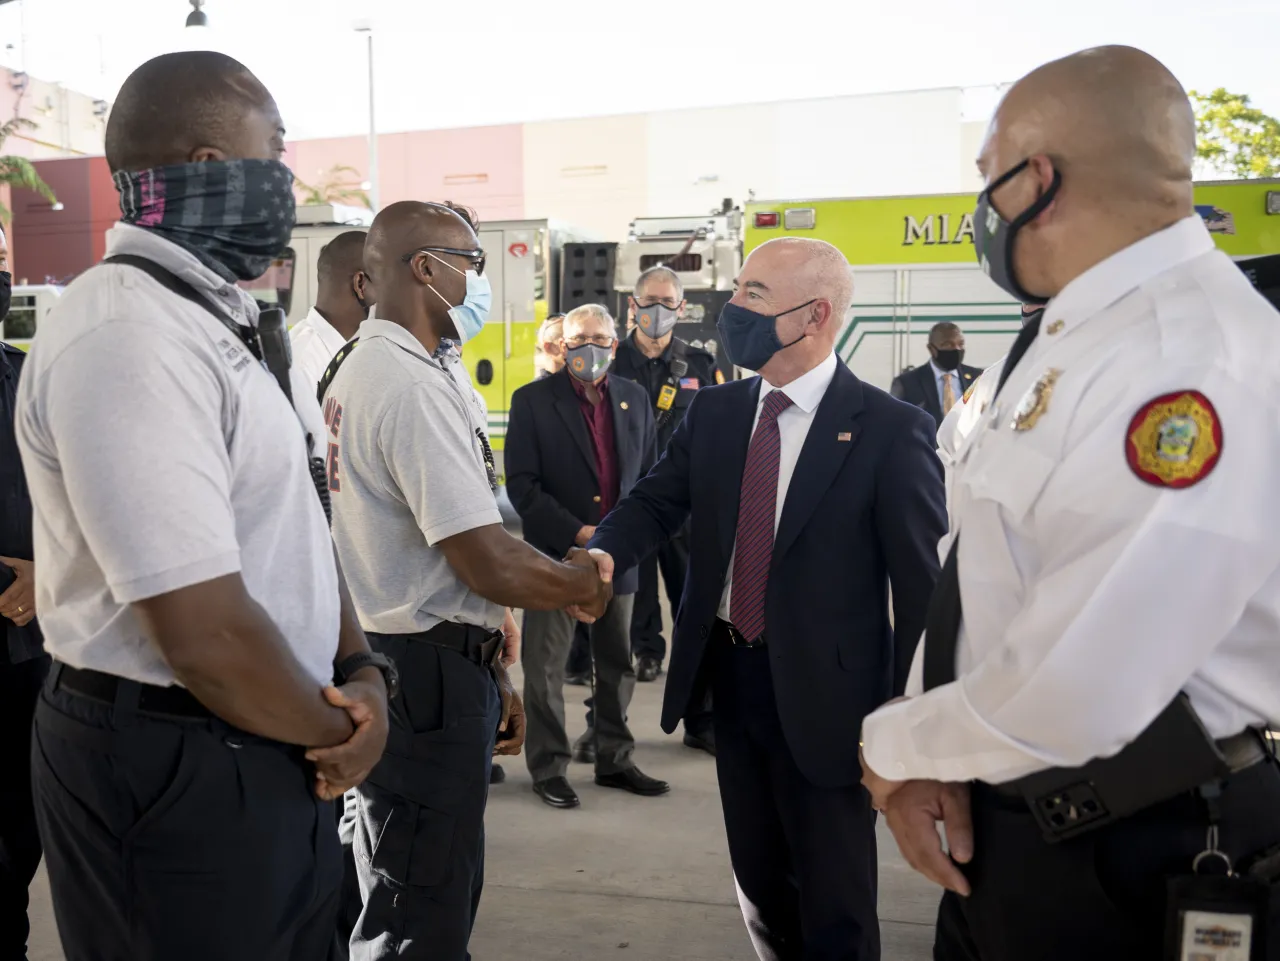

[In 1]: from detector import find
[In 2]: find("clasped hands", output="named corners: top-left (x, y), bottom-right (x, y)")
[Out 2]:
top-left (563, 546), bottom-right (614, 624)
top-left (860, 741), bottom-right (975, 897)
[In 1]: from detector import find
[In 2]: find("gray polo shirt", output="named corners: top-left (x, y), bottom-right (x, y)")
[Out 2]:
top-left (15, 224), bottom-right (340, 687)
top-left (325, 318), bottom-right (505, 634)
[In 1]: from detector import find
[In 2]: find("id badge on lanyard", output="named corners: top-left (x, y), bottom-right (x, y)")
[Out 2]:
top-left (1165, 788), bottom-right (1271, 961)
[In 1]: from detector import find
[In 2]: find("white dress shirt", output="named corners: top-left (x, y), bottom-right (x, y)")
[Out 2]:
top-left (718, 350), bottom-right (838, 620)
top-left (862, 215), bottom-right (1280, 785)
top-left (290, 307), bottom-right (351, 393)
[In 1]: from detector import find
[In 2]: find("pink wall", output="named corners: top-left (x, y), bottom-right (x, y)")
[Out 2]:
top-left (286, 124), bottom-right (524, 221)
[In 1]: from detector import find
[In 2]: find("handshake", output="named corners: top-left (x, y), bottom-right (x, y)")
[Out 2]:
top-left (563, 547), bottom-right (615, 623)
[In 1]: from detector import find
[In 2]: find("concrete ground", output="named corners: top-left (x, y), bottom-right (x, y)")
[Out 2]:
top-left (25, 656), bottom-right (942, 960)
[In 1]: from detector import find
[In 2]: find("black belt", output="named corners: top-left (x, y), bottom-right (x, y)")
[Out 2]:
top-left (406, 621), bottom-right (504, 667)
top-left (52, 663), bottom-right (212, 719)
top-left (713, 618), bottom-right (765, 648)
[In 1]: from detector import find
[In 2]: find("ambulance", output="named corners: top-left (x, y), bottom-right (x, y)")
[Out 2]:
top-left (744, 178), bottom-right (1280, 390)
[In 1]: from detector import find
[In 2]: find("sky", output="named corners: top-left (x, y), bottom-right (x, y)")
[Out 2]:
top-left (1, 0), bottom-right (1278, 141)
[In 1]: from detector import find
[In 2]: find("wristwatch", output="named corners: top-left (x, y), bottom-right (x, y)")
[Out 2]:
top-left (335, 651), bottom-right (400, 699)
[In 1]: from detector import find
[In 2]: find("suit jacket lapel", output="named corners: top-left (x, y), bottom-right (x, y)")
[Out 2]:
top-left (716, 378), bottom-right (762, 566)
top-left (552, 373), bottom-right (600, 480)
top-left (608, 385), bottom-right (635, 477)
top-left (774, 363), bottom-right (863, 560)
top-left (915, 365), bottom-right (942, 422)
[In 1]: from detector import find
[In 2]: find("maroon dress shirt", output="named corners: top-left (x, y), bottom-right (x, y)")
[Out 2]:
top-left (570, 375), bottom-right (620, 517)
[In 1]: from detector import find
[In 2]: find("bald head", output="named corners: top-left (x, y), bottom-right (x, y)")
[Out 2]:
top-left (105, 52), bottom-right (284, 173)
top-left (984, 46), bottom-right (1194, 211)
top-left (977, 46), bottom-right (1196, 299)
top-left (366, 200), bottom-right (484, 345)
top-left (317, 231), bottom-right (368, 287)
top-left (728, 237), bottom-right (852, 383)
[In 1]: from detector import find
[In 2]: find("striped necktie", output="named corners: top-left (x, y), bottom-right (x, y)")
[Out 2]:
top-left (729, 389), bottom-right (795, 643)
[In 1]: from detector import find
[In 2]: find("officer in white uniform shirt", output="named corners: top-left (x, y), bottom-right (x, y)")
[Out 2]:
top-left (14, 52), bottom-right (389, 961)
top-left (290, 229), bottom-right (373, 391)
top-left (861, 46), bottom-right (1280, 961)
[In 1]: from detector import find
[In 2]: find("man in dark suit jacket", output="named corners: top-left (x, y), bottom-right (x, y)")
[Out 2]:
top-left (889, 321), bottom-right (983, 429)
top-left (506, 304), bottom-right (670, 810)
top-left (585, 239), bottom-right (946, 960)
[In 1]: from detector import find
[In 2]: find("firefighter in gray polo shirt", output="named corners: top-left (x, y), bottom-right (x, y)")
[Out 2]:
top-left (323, 201), bottom-right (610, 961)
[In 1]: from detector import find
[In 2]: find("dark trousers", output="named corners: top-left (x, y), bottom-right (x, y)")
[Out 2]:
top-left (934, 756), bottom-right (1280, 961)
top-left (32, 669), bottom-right (341, 961)
top-left (523, 595), bottom-right (636, 781)
top-left (349, 633), bottom-right (501, 961)
top-left (565, 622), bottom-right (591, 677)
top-left (631, 532), bottom-right (689, 662)
top-left (0, 655), bottom-right (49, 959)
top-left (714, 642), bottom-right (880, 961)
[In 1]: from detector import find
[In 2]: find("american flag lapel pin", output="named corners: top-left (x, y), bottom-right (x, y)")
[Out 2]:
top-left (837, 432), bottom-right (852, 442)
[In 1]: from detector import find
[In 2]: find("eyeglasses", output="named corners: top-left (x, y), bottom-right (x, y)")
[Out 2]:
top-left (401, 246), bottom-right (487, 276)
top-left (565, 334), bottom-right (616, 348)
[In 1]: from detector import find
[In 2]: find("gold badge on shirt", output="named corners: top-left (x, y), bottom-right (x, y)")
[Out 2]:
top-left (1011, 368), bottom-right (1062, 432)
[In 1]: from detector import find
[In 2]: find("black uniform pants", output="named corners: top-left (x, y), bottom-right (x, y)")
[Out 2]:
top-left (0, 654), bottom-right (49, 958)
top-left (934, 755), bottom-right (1280, 961)
top-left (713, 642), bottom-right (880, 961)
top-left (349, 633), bottom-right (501, 961)
top-left (32, 670), bottom-right (341, 961)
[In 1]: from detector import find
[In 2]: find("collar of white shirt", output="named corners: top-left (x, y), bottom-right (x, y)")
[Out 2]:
top-left (1044, 215), bottom-right (1214, 339)
top-left (357, 318), bottom-right (446, 369)
top-left (929, 360), bottom-right (958, 383)
top-left (760, 350), bottom-right (838, 414)
top-left (299, 307), bottom-right (348, 357)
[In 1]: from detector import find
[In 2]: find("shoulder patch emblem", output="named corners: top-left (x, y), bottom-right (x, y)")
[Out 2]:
top-left (961, 383), bottom-right (976, 405)
top-left (1125, 391), bottom-right (1222, 488)
top-left (715, 369), bottom-right (726, 385)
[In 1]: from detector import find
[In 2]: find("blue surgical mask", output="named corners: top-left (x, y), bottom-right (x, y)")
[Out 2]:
top-left (716, 299), bottom-right (814, 371)
top-left (427, 252), bottom-right (491, 345)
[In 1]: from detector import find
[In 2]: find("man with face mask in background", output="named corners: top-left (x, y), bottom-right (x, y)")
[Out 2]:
top-left (291, 229), bottom-right (374, 390)
top-left (15, 52), bottom-right (391, 960)
top-left (535, 312), bottom-right (566, 380)
top-left (580, 238), bottom-right (946, 959)
top-left (0, 223), bottom-right (52, 961)
top-left (890, 322), bottom-right (984, 430)
top-left (613, 269), bottom-right (719, 733)
top-left (861, 47), bottom-right (1280, 960)
top-left (323, 201), bottom-right (611, 960)
top-left (506, 303), bottom-right (669, 809)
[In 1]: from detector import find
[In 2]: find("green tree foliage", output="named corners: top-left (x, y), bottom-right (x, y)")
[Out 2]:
top-left (294, 164), bottom-right (372, 210)
top-left (1190, 88), bottom-right (1280, 179)
top-left (0, 117), bottom-right (58, 223)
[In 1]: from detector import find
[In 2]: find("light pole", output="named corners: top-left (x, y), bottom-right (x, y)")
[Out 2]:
top-left (353, 20), bottom-right (378, 214)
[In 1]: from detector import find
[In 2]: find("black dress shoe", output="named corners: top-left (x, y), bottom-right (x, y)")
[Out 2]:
top-left (533, 776), bottom-right (580, 809)
top-left (573, 736), bottom-right (597, 765)
top-left (489, 763), bottom-right (507, 784)
top-left (635, 656), bottom-right (663, 683)
top-left (682, 729), bottom-right (716, 757)
top-left (595, 767), bottom-right (670, 797)
top-left (565, 671), bottom-right (591, 687)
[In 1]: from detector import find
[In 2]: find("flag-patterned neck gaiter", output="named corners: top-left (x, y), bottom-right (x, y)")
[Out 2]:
top-left (113, 159), bottom-right (297, 282)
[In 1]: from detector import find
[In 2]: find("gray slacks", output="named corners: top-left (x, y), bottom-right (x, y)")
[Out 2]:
top-left (522, 594), bottom-right (636, 782)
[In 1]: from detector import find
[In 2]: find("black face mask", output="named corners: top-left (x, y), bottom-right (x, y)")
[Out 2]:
top-left (0, 271), bottom-right (10, 321)
top-left (933, 348), bottom-right (964, 371)
top-left (974, 158), bottom-right (1061, 303)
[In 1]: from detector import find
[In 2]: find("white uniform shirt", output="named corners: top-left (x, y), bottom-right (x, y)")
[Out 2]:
top-left (290, 306), bottom-right (350, 392)
top-left (936, 356), bottom-right (1006, 548)
top-left (16, 224), bottom-right (339, 687)
top-left (718, 350), bottom-right (838, 620)
top-left (862, 215), bottom-right (1280, 785)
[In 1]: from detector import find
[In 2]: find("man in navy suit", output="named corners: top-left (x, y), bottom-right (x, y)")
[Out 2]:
top-left (583, 238), bottom-right (946, 960)
top-left (506, 304), bottom-right (670, 809)
top-left (889, 322), bottom-right (983, 429)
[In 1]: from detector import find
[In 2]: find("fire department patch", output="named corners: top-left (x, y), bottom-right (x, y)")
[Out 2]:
top-left (962, 383), bottom-right (976, 405)
top-left (1125, 391), bottom-right (1222, 488)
